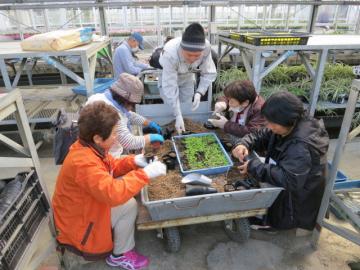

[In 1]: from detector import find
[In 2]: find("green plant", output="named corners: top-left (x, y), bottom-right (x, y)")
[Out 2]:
top-left (260, 85), bottom-right (286, 99)
top-left (315, 106), bottom-right (338, 116)
top-left (216, 67), bottom-right (248, 90)
top-left (323, 63), bottom-right (355, 81)
top-left (319, 78), bottom-right (352, 102)
top-left (263, 65), bottom-right (292, 86)
top-left (180, 135), bottom-right (228, 170)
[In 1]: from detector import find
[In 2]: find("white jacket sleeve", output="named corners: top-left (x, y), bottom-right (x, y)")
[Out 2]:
top-left (196, 51), bottom-right (217, 95)
top-left (159, 53), bottom-right (181, 116)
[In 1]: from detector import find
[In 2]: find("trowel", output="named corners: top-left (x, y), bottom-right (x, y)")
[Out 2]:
top-left (181, 173), bottom-right (212, 186)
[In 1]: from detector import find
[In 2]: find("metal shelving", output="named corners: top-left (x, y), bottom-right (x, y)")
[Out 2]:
top-left (0, 38), bottom-right (111, 96)
top-left (312, 79), bottom-right (360, 247)
top-left (217, 34), bottom-right (360, 116)
top-left (0, 89), bottom-right (56, 270)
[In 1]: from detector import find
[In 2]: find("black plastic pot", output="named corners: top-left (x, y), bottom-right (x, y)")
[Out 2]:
top-left (203, 120), bottom-right (217, 130)
top-left (164, 157), bottom-right (176, 170)
top-left (145, 155), bottom-right (156, 163)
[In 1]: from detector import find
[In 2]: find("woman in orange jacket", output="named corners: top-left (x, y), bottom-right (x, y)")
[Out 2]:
top-left (52, 101), bottom-right (166, 270)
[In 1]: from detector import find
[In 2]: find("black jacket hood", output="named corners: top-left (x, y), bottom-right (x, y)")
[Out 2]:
top-left (285, 117), bottom-right (329, 156)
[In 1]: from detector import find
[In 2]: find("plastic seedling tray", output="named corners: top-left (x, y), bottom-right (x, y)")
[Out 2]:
top-left (328, 161), bottom-right (348, 182)
top-left (72, 78), bottom-right (115, 96)
top-left (242, 32), bottom-right (310, 46)
top-left (172, 132), bottom-right (233, 175)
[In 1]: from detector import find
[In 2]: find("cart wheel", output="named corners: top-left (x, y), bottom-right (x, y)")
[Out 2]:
top-left (164, 227), bottom-right (181, 253)
top-left (224, 218), bottom-right (250, 243)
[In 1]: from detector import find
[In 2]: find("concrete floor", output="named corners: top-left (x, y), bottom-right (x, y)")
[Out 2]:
top-left (2, 138), bottom-right (360, 270)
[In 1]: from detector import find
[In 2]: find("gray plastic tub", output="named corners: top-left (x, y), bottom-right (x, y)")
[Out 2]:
top-left (141, 186), bottom-right (283, 221)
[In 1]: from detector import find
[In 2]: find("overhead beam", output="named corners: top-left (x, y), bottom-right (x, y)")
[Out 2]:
top-left (2, 0), bottom-right (360, 10)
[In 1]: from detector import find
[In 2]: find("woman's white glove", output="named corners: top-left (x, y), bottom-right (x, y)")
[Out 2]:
top-left (134, 154), bottom-right (149, 168)
top-left (207, 113), bottom-right (228, 129)
top-left (143, 161), bottom-right (167, 179)
top-left (214, 101), bottom-right (227, 114)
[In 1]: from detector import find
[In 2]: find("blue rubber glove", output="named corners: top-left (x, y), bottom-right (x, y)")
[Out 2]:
top-left (149, 134), bottom-right (164, 144)
top-left (148, 121), bottom-right (162, 134)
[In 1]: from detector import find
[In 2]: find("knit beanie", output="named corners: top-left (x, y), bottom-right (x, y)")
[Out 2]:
top-left (110, 73), bottom-right (144, 103)
top-left (261, 91), bottom-right (304, 127)
top-left (181, 23), bottom-right (206, 52)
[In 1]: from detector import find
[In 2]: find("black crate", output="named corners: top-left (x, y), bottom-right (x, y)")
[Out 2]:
top-left (0, 171), bottom-right (49, 270)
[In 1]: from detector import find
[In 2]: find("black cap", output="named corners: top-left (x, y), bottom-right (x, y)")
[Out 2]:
top-left (181, 23), bottom-right (206, 52)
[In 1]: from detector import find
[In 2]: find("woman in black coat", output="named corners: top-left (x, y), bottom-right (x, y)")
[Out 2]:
top-left (232, 91), bottom-right (329, 230)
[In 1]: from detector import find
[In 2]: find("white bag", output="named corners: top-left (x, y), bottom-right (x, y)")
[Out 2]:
top-left (21, 28), bottom-right (94, 51)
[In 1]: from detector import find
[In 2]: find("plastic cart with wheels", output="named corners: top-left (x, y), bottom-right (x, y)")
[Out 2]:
top-left (137, 182), bottom-right (281, 252)
top-left (136, 202), bottom-right (268, 253)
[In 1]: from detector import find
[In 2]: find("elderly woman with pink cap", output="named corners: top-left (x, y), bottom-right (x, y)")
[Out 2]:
top-left (86, 73), bottom-right (164, 156)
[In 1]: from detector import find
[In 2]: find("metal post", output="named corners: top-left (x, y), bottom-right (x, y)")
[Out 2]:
top-left (93, 7), bottom-right (98, 30)
top-left (307, 2), bottom-right (319, 33)
top-left (237, 6), bottom-right (241, 31)
top-left (58, 57), bottom-right (68, 85)
top-left (334, 5), bottom-right (339, 31)
top-left (183, 5), bottom-right (188, 29)
top-left (123, 6), bottom-right (128, 29)
top-left (309, 49), bottom-right (328, 116)
top-left (312, 80), bottom-right (360, 248)
top-left (262, 6), bottom-right (267, 30)
top-left (209, 5), bottom-right (216, 44)
top-left (285, 5), bottom-right (291, 31)
top-left (81, 54), bottom-right (95, 97)
top-left (98, 0), bottom-right (108, 35)
top-left (156, 6), bottom-right (161, 46)
top-left (252, 51), bottom-right (264, 93)
top-left (241, 50), bottom-right (253, 80)
top-left (169, 5), bottom-right (173, 36)
top-left (97, 0), bottom-right (112, 64)
top-left (29, 9), bottom-right (37, 30)
top-left (15, 10), bottom-right (24, 40)
top-left (43, 9), bottom-right (49, 31)
top-left (78, 8), bottom-right (83, 27)
top-left (0, 58), bottom-right (12, 91)
top-left (216, 40), bottom-right (222, 94)
top-left (355, 7), bottom-right (360, 34)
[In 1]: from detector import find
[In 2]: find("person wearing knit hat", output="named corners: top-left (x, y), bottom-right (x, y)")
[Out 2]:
top-left (232, 91), bottom-right (329, 231)
top-left (113, 32), bottom-right (151, 79)
top-left (158, 22), bottom-right (217, 134)
top-left (86, 73), bottom-right (164, 157)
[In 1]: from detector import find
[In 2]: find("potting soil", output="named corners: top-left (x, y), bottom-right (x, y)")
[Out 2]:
top-left (147, 118), bottom-right (243, 201)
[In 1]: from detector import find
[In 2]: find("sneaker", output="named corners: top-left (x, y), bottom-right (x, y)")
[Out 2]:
top-left (106, 250), bottom-right (149, 270)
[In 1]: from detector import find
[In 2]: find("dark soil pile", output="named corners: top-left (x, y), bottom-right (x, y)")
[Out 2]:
top-left (147, 118), bottom-right (242, 201)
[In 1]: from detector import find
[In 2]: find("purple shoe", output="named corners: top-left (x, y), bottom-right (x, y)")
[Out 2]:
top-left (106, 250), bottom-right (149, 270)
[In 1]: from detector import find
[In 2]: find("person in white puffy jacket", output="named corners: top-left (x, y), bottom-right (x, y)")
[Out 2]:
top-left (86, 73), bottom-right (164, 157)
top-left (158, 23), bottom-right (217, 134)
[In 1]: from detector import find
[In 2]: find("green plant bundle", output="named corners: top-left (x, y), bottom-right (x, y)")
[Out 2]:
top-left (323, 63), bottom-right (355, 81)
top-left (318, 78), bottom-right (353, 102)
top-left (182, 135), bottom-right (228, 170)
top-left (216, 67), bottom-right (248, 89)
top-left (217, 63), bottom-right (356, 117)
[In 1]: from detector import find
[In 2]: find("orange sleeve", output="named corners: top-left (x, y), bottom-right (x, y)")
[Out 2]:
top-left (74, 158), bottom-right (149, 207)
top-left (111, 155), bottom-right (139, 178)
